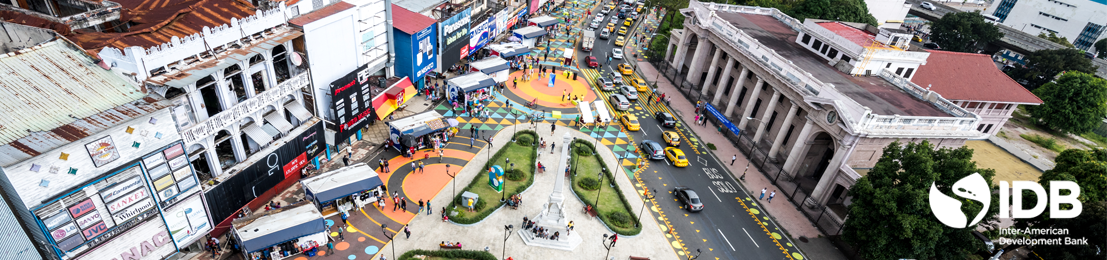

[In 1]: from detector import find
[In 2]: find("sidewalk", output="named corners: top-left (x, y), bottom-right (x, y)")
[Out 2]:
top-left (634, 60), bottom-right (851, 260)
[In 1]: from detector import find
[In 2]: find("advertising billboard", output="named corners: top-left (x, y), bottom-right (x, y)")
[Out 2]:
top-left (394, 23), bottom-right (438, 85)
top-left (469, 18), bottom-right (496, 54)
top-left (330, 63), bottom-right (376, 144)
top-left (440, 8), bottom-right (472, 68)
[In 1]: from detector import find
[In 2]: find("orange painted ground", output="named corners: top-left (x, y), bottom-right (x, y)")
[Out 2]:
top-left (401, 163), bottom-right (457, 204)
top-left (375, 149), bottom-right (477, 185)
top-left (371, 148), bottom-right (480, 225)
top-left (508, 71), bottom-right (596, 108)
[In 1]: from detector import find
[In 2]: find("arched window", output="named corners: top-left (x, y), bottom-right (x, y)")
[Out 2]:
top-left (272, 45), bottom-right (291, 82)
top-left (225, 65), bottom-right (247, 103)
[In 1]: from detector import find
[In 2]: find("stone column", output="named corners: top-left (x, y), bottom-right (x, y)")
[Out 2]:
top-left (672, 31), bottom-right (694, 73)
top-left (807, 138), bottom-right (857, 208)
top-left (722, 67), bottom-right (749, 114)
top-left (664, 37), bottom-right (677, 63)
top-left (700, 50), bottom-right (724, 95)
top-left (710, 58), bottom-right (735, 102)
top-left (751, 89), bottom-right (781, 143)
top-left (685, 37), bottom-right (712, 85)
top-left (735, 78), bottom-right (765, 128)
top-left (769, 102), bottom-right (799, 158)
top-left (782, 118), bottom-right (814, 174)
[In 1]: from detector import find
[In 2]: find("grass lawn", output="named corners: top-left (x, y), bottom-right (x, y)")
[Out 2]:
top-left (448, 132), bottom-right (537, 223)
top-left (569, 142), bottom-right (642, 235)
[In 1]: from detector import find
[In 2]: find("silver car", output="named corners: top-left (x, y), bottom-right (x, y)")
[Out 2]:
top-left (597, 77), bottom-right (616, 91)
top-left (612, 48), bottom-right (623, 59)
top-left (590, 20), bottom-right (601, 29)
top-left (609, 72), bottom-right (623, 85)
top-left (609, 94), bottom-right (631, 110)
top-left (620, 85), bottom-right (638, 100)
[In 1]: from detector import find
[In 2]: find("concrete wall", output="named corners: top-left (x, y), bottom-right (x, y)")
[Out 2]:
top-left (989, 0), bottom-right (1107, 50)
top-left (847, 137), bottom-right (968, 168)
top-left (863, 0), bottom-right (911, 28)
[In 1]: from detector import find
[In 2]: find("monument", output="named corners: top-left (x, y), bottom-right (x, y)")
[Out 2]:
top-left (517, 132), bottom-right (582, 251)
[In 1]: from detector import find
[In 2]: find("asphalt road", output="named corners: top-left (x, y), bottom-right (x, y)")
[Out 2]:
top-left (574, 4), bottom-right (797, 259)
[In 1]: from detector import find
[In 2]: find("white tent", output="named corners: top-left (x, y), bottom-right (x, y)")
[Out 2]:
top-left (578, 101), bottom-right (594, 124)
top-left (469, 57), bottom-right (511, 83)
top-left (592, 101), bottom-right (611, 124)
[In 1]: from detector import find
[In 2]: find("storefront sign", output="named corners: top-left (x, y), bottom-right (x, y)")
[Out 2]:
top-left (108, 189), bottom-right (149, 213)
top-left (153, 175), bottom-right (175, 191)
top-left (51, 222), bottom-right (79, 240)
top-left (167, 156), bottom-right (187, 170)
top-left (68, 199), bottom-right (96, 218)
top-left (158, 185), bottom-right (179, 202)
top-left (283, 152), bottom-right (308, 179)
top-left (371, 77), bottom-right (416, 120)
top-left (75, 211), bottom-right (103, 229)
top-left (100, 177), bottom-right (144, 203)
top-left (163, 194), bottom-right (211, 246)
top-left (414, 26), bottom-right (438, 80)
top-left (441, 8), bottom-right (472, 68)
top-left (41, 210), bottom-right (72, 229)
top-left (75, 217), bottom-right (174, 260)
top-left (142, 141), bottom-right (199, 209)
top-left (142, 154), bottom-right (165, 169)
top-left (469, 18), bottom-right (496, 53)
top-left (330, 64), bottom-right (375, 144)
top-left (111, 198), bottom-right (154, 224)
top-left (180, 72), bottom-right (310, 144)
top-left (172, 168), bottom-right (192, 182)
top-left (81, 221), bottom-right (108, 238)
top-left (85, 136), bottom-right (121, 168)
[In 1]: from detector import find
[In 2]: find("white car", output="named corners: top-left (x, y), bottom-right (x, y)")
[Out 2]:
top-left (920, 2), bottom-right (936, 10)
top-left (596, 14), bottom-right (605, 21)
top-left (590, 20), bottom-right (601, 29)
top-left (612, 48), bottom-right (623, 59)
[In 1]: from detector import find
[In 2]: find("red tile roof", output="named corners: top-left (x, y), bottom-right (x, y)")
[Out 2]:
top-left (912, 50), bottom-right (1042, 104)
top-left (290, 2), bottom-right (354, 27)
top-left (817, 22), bottom-right (880, 47)
top-left (391, 4), bottom-right (436, 35)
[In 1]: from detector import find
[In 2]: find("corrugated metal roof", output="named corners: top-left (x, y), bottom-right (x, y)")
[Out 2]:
top-left (65, 0), bottom-right (257, 51)
top-left (0, 40), bottom-right (145, 146)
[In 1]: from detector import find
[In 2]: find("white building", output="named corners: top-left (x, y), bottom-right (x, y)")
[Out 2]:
top-left (861, 0), bottom-right (912, 28)
top-left (988, 0), bottom-right (1107, 51)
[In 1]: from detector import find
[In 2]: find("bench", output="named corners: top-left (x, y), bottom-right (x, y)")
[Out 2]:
top-left (583, 206), bottom-right (598, 217)
top-left (439, 245), bottom-right (462, 250)
top-left (628, 256), bottom-right (650, 260)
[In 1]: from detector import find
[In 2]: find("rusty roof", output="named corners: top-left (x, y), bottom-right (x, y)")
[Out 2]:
top-left (290, 2), bottom-right (355, 27)
top-left (0, 39), bottom-right (146, 147)
top-left (63, 0), bottom-right (257, 51)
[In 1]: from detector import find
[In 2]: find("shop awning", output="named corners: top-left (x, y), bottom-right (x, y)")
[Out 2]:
top-left (513, 26), bottom-right (546, 39)
top-left (500, 46), bottom-right (531, 57)
top-left (448, 72), bottom-right (496, 93)
top-left (488, 43), bottom-right (531, 57)
top-left (593, 101), bottom-right (611, 123)
top-left (563, 48), bottom-right (574, 59)
top-left (388, 111), bottom-right (449, 137)
top-left (578, 102), bottom-right (594, 124)
top-left (530, 16), bottom-right (560, 27)
top-left (285, 101), bottom-right (314, 121)
top-left (302, 163), bottom-right (383, 203)
top-left (264, 112), bottom-right (294, 134)
top-left (470, 57), bottom-right (510, 74)
top-left (233, 202), bottom-right (326, 253)
top-left (242, 123), bottom-right (273, 145)
top-left (372, 77), bottom-right (417, 120)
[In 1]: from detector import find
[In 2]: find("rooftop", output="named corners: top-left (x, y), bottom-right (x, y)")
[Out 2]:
top-left (289, 1), bottom-right (355, 27)
top-left (714, 11), bottom-right (948, 117)
top-left (43, 0), bottom-right (257, 52)
top-left (816, 22), bottom-right (888, 48)
top-left (391, 3), bottom-right (437, 35)
top-left (912, 50), bottom-right (1042, 104)
top-left (393, 0), bottom-right (444, 15)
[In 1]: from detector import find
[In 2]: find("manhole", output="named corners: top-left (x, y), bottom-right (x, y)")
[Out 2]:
top-left (798, 236), bottom-right (809, 243)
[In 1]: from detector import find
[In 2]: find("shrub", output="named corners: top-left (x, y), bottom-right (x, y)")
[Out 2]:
top-left (605, 211), bottom-right (633, 228)
top-left (517, 134), bottom-right (534, 145)
top-left (579, 177), bottom-right (601, 190)
top-left (1020, 134), bottom-right (1065, 152)
top-left (575, 144), bottom-right (593, 155)
top-left (506, 168), bottom-right (525, 181)
top-left (706, 143), bottom-right (717, 150)
top-left (398, 249), bottom-right (496, 260)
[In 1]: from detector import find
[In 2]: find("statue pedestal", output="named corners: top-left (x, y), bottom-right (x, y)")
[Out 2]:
top-left (517, 133), bottom-right (581, 251)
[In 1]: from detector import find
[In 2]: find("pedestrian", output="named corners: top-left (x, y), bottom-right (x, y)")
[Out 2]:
top-left (567, 221), bottom-right (575, 234)
top-left (666, 96), bottom-right (671, 106)
top-left (609, 234), bottom-right (618, 247)
top-left (427, 201), bottom-right (433, 215)
top-left (401, 197), bottom-right (408, 211)
top-left (418, 199), bottom-right (425, 213)
top-left (469, 137), bottom-right (475, 149)
top-left (410, 162), bottom-right (416, 172)
top-left (337, 227), bottom-right (345, 241)
top-left (551, 142), bottom-right (556, 154)
top-left (514, 78), bottom-right (519, 89)
top-left (418, 161), bottom-right (425, 173)
top-left (731, 155), bottom-right (737, 165)
top-left (488, 136), bottom-right (494, 148)
top-left (341, 212), bottom-right (348, 227)
top-left (384, 160), bottom-right (390, 173)
top-left (393, 196), bottom-right (399, 212)
top-left (769, 190), bottom-right (776, 203)
top-left (327, 241), bottom-right (335, 254)
top-left (551, 123), bottom-right (556, 133)
top-left (759, 188), bottom-right (767, 200)
top-left (404, 225), bottom-right (411, 239)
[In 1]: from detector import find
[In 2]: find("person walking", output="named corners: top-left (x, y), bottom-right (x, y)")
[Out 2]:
top-left (550, 141), bottom-right (556, 154)
top-left (438, 149), bottom-right (444, 163)
top-left (768, 190), bottom-right (776, 203)
top-left (327, 240), bottom-right (335, 254)
top-left (384, 160), bottom-right (390, 173)
top-left (731, 155), bottom-right (737, 165)
top-left (609, 234), bottom-right (618, 247)
top-left (401, 198), bottom-right (408, 211)
top-left (418, 161), bottom-right (425, 173)
top-left (393, 196), bottom-right (399, 212)
top-left (403, 225), bottom-right (412, 239)
top-left (426, 201), bottom-right (433, 215)
top-left (470, 137), bottom-right (475, 149)
top-left (378, 159), bottom-right (385, 172)
top-left (336, 227), bottom-right (345, 241)
top-left (418, 199), bottom-right (425, 213)
top-left (759, 188), bottom-right (767, 200)
top-left (342, 153), bottom-right (350, 166)
top-left (410, 162), bottom-right (416, 173)
top-left (666, 96), bottom-right (671, 106)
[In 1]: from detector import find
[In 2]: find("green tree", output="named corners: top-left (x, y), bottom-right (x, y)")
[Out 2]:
top-left (1006, 48), bottom-right (1098, 90)
top-left (843, 141), bottom-right (998, 260)
top-left (928, 11), bottom-right (1003, 53)
top-left (789, 0), bottom-right (877, 26)
top-left (1014, 149), bottom-right (1107, 260)
top-left (1028, 72), bottom-right (1107, 134)
top-left (1093, 38), bottom-right (1107, 58)
top-left (1037, 32), bottom-right (1075, 48)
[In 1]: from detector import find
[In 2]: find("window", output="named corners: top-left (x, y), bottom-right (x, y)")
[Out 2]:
top-left (1030, 24), bottom-right (1059, 34)
top-left (827, 48), bottom-right (838, 59)
top-left (802, 34), bottom-right (812, 44)
top-left (966, 102), bottom-right (980, 108)
top-left (1037, 12), bottom-right (1068, 21)
top-left (1047, 0), bottom-right (1075, 7)
top-left (736, 87), bottom-right (748, 106)
top-left (224, 65), bottom-right (247, 103)
top-left (1074, 23), bottom-right (1104, 50)
top-left (842, 56), bottom-right (852, 63)
top-left (272, 45), bottom-right (292, 83)
top-left (886, 63), bottom-right (892, 68)
top-left (983, 124), bottom-right (994, 133)
top-left (781, 124), bottom-right (796, 146)
top-left (766, 111), bottom-right (778, 132)
top-left (214, 130), bottom-right (237, 170)
top-left (812, 40), bottom-right (823, 51)
top-left (746, 71), bottom-right (754, 80)
top-left (993, 0), bottom-right (1018, 22)
top-left (895, 67), bottom-right (905, 75)
top-left (820, 45), bottom-right (829, 54)
top-left (903, 68), bottom-right (915, 78)
top-left (750, 99), bottom-right (763, 119)
top-left (197, 76), bottom-right (224, 117)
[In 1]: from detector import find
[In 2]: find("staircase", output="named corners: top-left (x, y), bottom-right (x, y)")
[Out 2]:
top-left (517, 226), bottom-right (583, 251)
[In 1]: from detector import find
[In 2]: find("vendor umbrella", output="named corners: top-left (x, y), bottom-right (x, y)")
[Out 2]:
top-left (447, 118), bottom-right (460, 127)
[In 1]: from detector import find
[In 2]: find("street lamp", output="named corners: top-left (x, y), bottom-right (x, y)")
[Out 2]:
top-left (446, 167), bottom-right (456, 208)
top-left (688, 249), bottom-right (703, 260)
top-left (502, 161), bottom-right (514, 202)
top-left (381, 224), bottom-right (396, 260)
top-left (602, 233), bottom-right (617, 260)
top-left (738, 117), bottom-right (767, 181)
top-left (502, 224), bottom-right (514, 260)
top-left (635, 189), bottom-right (656, 227)
top-left (649, 33), bottom-right (671, 85)
top-left (594, 166), bottom-right (607, 209)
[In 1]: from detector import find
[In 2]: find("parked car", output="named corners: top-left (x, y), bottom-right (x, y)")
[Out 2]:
top-left (640, 140), bottom-right (666, 160)
top-left (599, 30), bottom-right (611, 40)
top-left (673, 186), bottom-right (703, 211)
top-left (609, 72), bottom-right (624, 84)
top-left (612, 48), bottom-right (623, 59)
top-left (923, 42), bottom-right (941, 49)
top-left (609, 94), bottom-right (631, 110)
top-left (618, 63), bottom-right (633, 75)
top-left (587, 56), bottom-right (599, 68)
top-left (663, 131), bottom-right (681, 146)
top-left (619, 85), bottom-right (638, 100)
top-left (920, 2), bottom-right (937, 10)
top-left (597, 77), bottom-right (616, 91)
top-left (621, 114), bottom-right (641, 131)
top-left (665, 147), bottom-right (689, 167)
top-left (655, 112), bottom-right (676, 127)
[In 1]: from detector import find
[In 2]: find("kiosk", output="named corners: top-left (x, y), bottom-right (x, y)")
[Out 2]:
top-left (513, 26), bottom-right (547, 47)
top-left (388, 111), bottom-right (450, 154)
top-left (592, 101), bottom-right (611, 125)
top-left (232, 201), bottom-right (328, 260)
top-left (469, 57), bottom-right (512, 83)
top-left (528, 16), bottom-right (560, 27)
top-left (446, 72), bottom-right (496, 101)
top-left (488, 43), bottom-right (531, 58)
top-left (302, 163), bottom-right (384, 214)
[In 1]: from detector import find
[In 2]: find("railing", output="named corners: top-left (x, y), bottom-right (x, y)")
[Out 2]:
top-left (180, 70), bottom-right (311, 144)
top-left (874, 69), bottom-right (976, 119)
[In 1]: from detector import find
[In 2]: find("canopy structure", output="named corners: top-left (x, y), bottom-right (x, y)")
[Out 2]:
top-left (513, 26), bottom-right (547, 39)
top-left (470, 57), bottom-right (510, 74)
top-left (372, 77), bottom-right (417, 120)
top-left (488, 43), bottom-right (531, 58)
top-left (302, 163), bottom-right (383, 204)
top-left (529, 16), bottom-right (560, 27)
top-left (592, 101), bottom-right (611, 124)
top-left (562, 48), bottom-right (574, 59)
top-left (233, 201), bottom-right (325, 253)
top-left (578, 102), bottom-right (594, 124)
top-left (387, 111), bottom-right (449, 148)
top-left (447, 72), bottom-right (496, 100)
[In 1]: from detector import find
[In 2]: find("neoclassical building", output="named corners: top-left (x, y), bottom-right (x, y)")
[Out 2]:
top-left (664, 1), bottom-right (987, 217)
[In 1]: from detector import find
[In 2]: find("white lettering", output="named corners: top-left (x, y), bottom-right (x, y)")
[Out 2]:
top-left (1001, 181), bottom-right (1082, 219)
top-left (1049, 181), bottom-right (1082, 218)
top-left (1011, 181), bottom-right (1047, 219)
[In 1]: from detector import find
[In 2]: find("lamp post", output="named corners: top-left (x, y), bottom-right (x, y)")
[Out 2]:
top-left (381, 224), bottom-right (396, 260)
top-left (513, 110), bottom-right (519, 142)
top-left (502, 224), bottom-right (514, 260)
top-left (502, 161), bottom-right (514, 202)
top-left (649, 33), bottom-right (671, 85)
top-left (739, 117), bottom-right (767, 181)
top-left (602, 233), bottom-right (616, 260)
top-left (688, 249), bottom-right (703, 260)
top-left (635, 189), bottom-right (656, 227)
top-left (446, 167), bottom-right (456, 208)
top-left (594, 167), bottom-right (607, 209)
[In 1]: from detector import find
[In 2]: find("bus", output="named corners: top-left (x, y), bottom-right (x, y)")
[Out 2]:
top-left (982, 14), bottom-right (999, 24)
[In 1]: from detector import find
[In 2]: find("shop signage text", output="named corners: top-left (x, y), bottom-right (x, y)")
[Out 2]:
top-left (111, 199), bottom-right (154, 224)
top-left (109, 231), bottom-right (170, 260)
top-left (108, 189), bottom-right (149, 213)
top-left (100, 177), bottom-right (144, 202)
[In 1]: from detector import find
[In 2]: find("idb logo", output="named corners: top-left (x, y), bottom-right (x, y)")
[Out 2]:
top-left (929, 173), bottom-right (1083, 228)
top-left (929, 173), bottom-right (991, 228)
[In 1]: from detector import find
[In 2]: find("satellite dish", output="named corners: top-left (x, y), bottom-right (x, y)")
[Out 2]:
top-left (290, 52), bottom-right (303, 66)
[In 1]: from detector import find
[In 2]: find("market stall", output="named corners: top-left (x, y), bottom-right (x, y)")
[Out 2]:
top-left (388, 111), bottom-right (452, 156)
top-left (372, 77), bottom-right (417, 120)
top-left (578, 101), bottom-right (594, 125)
top-left (513, 26), bottom-right (547, 47)
top-left (488, 43), bottom-right (531, 58)
top-left (528, 16), bottom-right (560, 27)
top-left (446, 72), bottom-right (496, 102)
top-left (562, 48), bottom-right (574, 66)
top-left (469, 57), bottom-right (511, 83)
top-left (302, 163), bottom-right (383, 213)
top-left (592, 101), bottom-right (611, 124)
top-left (232, 201), bottom-right (328, 260)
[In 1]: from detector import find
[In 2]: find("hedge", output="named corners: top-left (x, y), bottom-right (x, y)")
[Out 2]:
top-left (397, 249), bottom-right (497, 260)
top-left (448, 130), bottom-right (538, 224)
top-left (568, 139), bottom-right (642, 235)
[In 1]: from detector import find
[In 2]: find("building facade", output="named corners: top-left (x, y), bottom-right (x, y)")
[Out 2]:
top-left (988, 0), bottom-right (1107, 51)
top-left (665, 1), bottom-right (984, 223)
top-left (861, 0), bottom-right (911, 28)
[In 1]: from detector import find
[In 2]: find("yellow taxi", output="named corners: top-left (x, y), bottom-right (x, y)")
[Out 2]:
top-left (618, 26), bottom-right (628, 35)
top-left (665, 147), bottom-right (689, 167)
top-left (624, 18), bottom-right (633, 26)
top-left (636, 5), bottom-right (643, 12)
top-left (607, 22), bottom-right (616, 32)
top-left (615, 36), bottom-right (626, 46)
top-left (618, 63), bottom-right (633, 75)
top-left (621, 114), bottom-right (641, 131)
top-left (631, 78), bottom-right (648, 91)
top-left (663, 131), bottom-right (681, 147)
